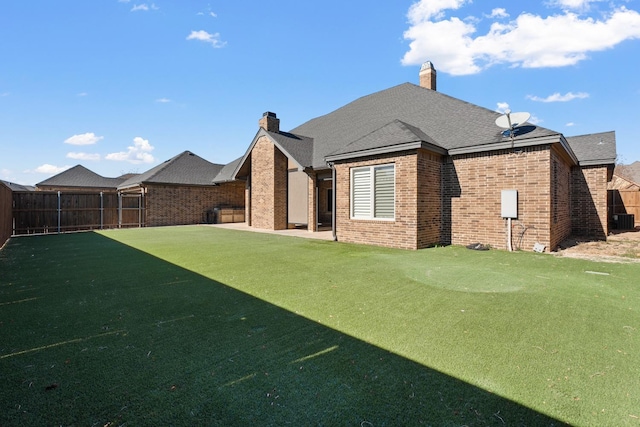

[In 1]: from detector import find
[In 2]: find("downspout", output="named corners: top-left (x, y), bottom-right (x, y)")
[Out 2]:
top-left (329, 162), bottom-right (337, 241)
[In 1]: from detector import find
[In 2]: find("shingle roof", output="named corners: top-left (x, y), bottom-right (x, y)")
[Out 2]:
top-left (565, 131), bottom-right (617, 166)
top-left (36, 165), bottom-right (125, 189)
top-left (212, 157), bottom-right (243, 183)
top-left (326, 119), bottom-right (446, 160)
top-left (1, 180), bottom-right (35, 191)
top-left (291, 82), bottom-right (561, 168)
top-left (119, 151), bottom-right (224, 189)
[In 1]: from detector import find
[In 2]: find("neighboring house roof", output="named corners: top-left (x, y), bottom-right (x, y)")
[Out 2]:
top-left (0, 180), bottom-right (35, 191)
top-left (36, 165), bottom-right (125, 189)
top-left (291, 82), bottom-right (562, 169)
top-left (565, 131), bottom-right (617, 166)
top-left (608, 174), bottom-right (640, 191)
top-left (118, 150), bottom-right (224, 189)
top-left (615, 161), bottom-right (640, 184)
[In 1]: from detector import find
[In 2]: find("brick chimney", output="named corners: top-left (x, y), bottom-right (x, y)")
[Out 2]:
top-left (259, 111), bottom-right (280, 133)
top-left (419, 61), bottom-right (436, 91)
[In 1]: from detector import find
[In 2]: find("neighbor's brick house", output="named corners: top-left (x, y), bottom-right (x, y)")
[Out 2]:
top-left (227, 62), bottom-right (616, 251)
top-left (35, 151), bottom-right (245, 228)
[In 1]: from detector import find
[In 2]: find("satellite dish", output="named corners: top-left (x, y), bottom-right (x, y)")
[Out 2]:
top-left (495, 111), bottom-right (530, 130)
top-left (495, 110), bottom-right (531, 146)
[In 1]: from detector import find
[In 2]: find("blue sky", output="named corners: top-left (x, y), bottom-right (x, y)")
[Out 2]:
top-left (1, 0), bottom-right (640, 185)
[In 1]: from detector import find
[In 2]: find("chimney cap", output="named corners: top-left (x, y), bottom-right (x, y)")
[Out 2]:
top-left (263, 111), bottom-right (277, 118)
top-left (420, 61), bottom-right (435, 72)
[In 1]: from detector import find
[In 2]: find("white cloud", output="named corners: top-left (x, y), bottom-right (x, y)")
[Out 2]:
top-left (528, 114), bottom-right (542, 125)
top-left (402, 2), bottom-right (640, 75)
top-left (29, 164), bottom-right (71, 175)
top-left (66, 152), bottom-right (101, 161)
top-left (496, 102), bottom-right (510, 113)
top-left (156, 98), bottom-right (171, 103)
top-left (186, 30), bottom-right (226, 48)
top-left (566, 122), bottom-right (576, 126)
top-left (489, 8), bottom-right (509, 18)
top-left (106, 137), bottom-right (155, 164)
top-left (526, 92), bottom-right (590, 102)
top-left (77, 92), bottom-right (88, 97)
top-left (407, 0), bottom-right (468, 22)
top-left (64, 132), bottom-right (104, 146)
top-left (131, 3), bottom-right (158, 12)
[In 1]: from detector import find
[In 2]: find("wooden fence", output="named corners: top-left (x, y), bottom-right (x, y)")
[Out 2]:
top-left (609, 189), bottom-right (640, 228)
top-left (12, 191), bottom-right (144, 235)
top-left (0, 182), bottom-right (12, 247)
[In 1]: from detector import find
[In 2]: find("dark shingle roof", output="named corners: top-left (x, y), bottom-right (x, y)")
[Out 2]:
top-left (565, 131), bottom-right (617, 166)
top-left (291, 82), bottom-right (560, 168)
top-left (326, 119), bottom-right (446, 160)
top-left (118, 151), bottom-right (224, 189)
top-left (36, 165), bottom-right (125, 189)
top-left (212, 157), bottom-right (243, 183)
top-left (1, 180), bottom-right (35, 191)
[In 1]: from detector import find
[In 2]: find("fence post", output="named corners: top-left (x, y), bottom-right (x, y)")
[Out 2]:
top-left (100, 192), bottom-right (104, 230)
top-left (57, 191), bottom-right (61, 234)
top-left (118, 191), bottom-right (122, 228)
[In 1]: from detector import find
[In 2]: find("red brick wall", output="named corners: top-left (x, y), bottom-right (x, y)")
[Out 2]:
top-left (445, 145), bottom-right (555, 251)
top-left (571, 165), bottom-right (610, 239)
top-left (334, 149), bottom-right (441, 250)
top-left (0, 182), bottom-right (12, 248)
top-left (145, 182), bottom-right (245, 227)
top-left (550, 147), bottom-right (572, 250)
top-left (250, 137), bottom-right (288, 230)
top-left (417, 149), bottom-right (442, 248)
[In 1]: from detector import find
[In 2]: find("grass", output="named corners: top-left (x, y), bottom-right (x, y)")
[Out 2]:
top-left (0, 226), bottom-right (638, 426)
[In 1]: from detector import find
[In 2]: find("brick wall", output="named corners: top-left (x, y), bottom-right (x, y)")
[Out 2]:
top-left (0, 182), bottom-right (11, 248)
top-left (550, 146), bottom-right (572, 250)
top-left (250, 136), bottom-right (288, 230)
top-left (417, 149), bottom-right (442, 247)
top-left (334, 149), bottom-right (441, 250)
top-left (145, 182), bottom-right (245, 227)
top-left (571, 165), bottom-right (610, 239)
top-left (445, 145), bottom-right (556, 251)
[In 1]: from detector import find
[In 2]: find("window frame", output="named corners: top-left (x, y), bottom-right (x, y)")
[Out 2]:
top-left (350, 163), bottom-right (395, 221)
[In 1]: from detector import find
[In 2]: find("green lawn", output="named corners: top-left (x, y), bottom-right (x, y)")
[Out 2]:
top-left (0, 226), bottom-right (638, 426)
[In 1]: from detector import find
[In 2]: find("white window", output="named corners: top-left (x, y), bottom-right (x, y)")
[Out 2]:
top-left (350, 164), bottom-right (395, 220)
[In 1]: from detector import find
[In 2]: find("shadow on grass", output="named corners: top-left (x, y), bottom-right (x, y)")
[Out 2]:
top-left (0, 232), bottom-right (566, 426)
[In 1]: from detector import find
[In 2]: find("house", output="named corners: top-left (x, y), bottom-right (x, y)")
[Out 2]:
top-left (0, 180), bottom-right (36, 192)
top-left (30, 151), bottom-right (244, 229)
top-left (117, 150), bottom-right (244, 226)
top-left (226, 62), bottom-right (616, 251)
top-left (36, 165), bottom-right (129, 192)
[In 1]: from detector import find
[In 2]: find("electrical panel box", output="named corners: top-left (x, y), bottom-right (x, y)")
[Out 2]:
top-left (501, 190), bottom-right (518, 219)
